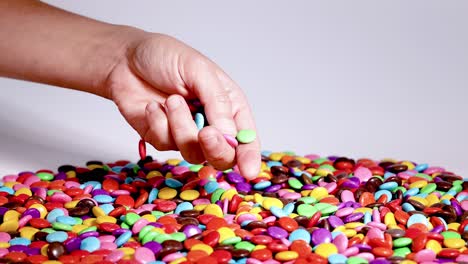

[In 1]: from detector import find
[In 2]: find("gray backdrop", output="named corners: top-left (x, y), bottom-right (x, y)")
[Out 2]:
top-left (1, 1), bottom-right (467, 177)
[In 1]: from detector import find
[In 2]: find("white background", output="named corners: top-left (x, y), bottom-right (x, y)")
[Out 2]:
top-left (1, 1), bottom-right (467, 177)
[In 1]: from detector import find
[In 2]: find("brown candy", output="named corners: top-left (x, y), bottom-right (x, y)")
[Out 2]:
top-left (47, 242), bottom-right (66, 260)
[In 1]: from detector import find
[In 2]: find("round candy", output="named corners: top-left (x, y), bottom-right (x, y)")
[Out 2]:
top-left (236, 129), bottom-right (256, 143)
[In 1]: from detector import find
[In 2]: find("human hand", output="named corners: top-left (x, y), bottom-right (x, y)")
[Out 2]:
top-left (105, 32), bottom-right (260, 179)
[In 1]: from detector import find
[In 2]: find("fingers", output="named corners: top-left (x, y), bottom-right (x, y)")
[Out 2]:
top-left (144, 101), bottom-right (177, 151)
top-left (198, 126), bottom-right (236, 171)
top-left (233, 94), bottom-right (261, 180)
top-left (165, 95), bottom-right (205, 164)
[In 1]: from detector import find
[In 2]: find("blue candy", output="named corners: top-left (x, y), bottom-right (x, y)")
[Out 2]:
top-left (165, 178), bottom-right (183, 188)
top-left (94, 194), bottom-right (114, 203)
top-left (289, 229), bottom-right (311, 243)
top-left (100, 204), bottom-right (115, 214)
top-left (283, 203), bottom-right (295, 215)
top-left (148, 188), bottom-right (159, 204)
top-left (194, 113), bottom-right (205, 130)
top-left (379, 181), bottom-right (398, 191)
top-left (204, 181), bottom-right (219, 194)
top-left (46, 231), bottom-right (68, 243)
top-left (270, 206), bottom-right (286, 218)
top-left (46, 208), bottom-right (65, 223)
top-left (374, 190), bottom-right (392, 201)
top-left (415, 163), bottom-right (429, 172)
top-left (175, 202), bottom-right (194, 215)
top-left (402, 203), bottom-right (416, 212)
top-left (9, 237), bottom-right (31, 246)
top-left (253, 181), bottom-right (271, 190)
top-left (56, 215), bottom-right (77, 226)
top-left (115, 230), bottom-right (132, 247)
top-left (407, 214), bottom-right (428, 227)
top-left (329, 253), bottom-right (348, 264)
top-left (80, 236), bottom-right (100, 252)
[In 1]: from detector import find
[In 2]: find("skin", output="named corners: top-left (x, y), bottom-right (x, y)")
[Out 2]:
top-left (0, 0), bottom-right (260, 179)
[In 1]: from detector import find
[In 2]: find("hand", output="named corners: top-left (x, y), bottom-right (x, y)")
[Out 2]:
top-left (105, 33), bottom-right (260, 179)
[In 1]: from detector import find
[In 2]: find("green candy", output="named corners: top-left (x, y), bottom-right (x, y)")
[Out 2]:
top-left (298, 197), bottom-right (317, 204)
top-left (414, 173), bottom-right (432, 180)
top-left (318, 164), bottom-right (335, 172)
top-left (121, 222), bottom-right (130, 229)
top-left (41, 228), bottom-right (55, 234)
top-left (124, 213), bottom-right (140, 226)
top-left (313, 158), bottom-right (327, 164)
top-left (151, 211), bottom-right (165, 219)
top-left (235, 241), bottom-right (255, 252)
top-left (450, 185), bottom-right (462, 193)
top-left (223, 168), bottom-right (233, 173)
top-left (154, 233), bottom-right (172, 244)
top-left (236, 129), bottom-right (256, 144)
top-left (420, 183), bottom-right (437, 194)
top-left (393, 247), bottom-right (411, 257)
top-left (52, 222), bottom-right (72, 231)
top-left (211, 188), bottom-right (225, 203)
top-left (283, 151), bottom-right (296, 156)
top-left (453, 180), bottom-right (463, 186)
top-left (314, 203), bottom-right (337, 215)
top-left (170, 232), bottom-right (186, 242)
top-left (47, 190), bottom-right (62, 196)
top-left (73, 217), bottom-right (83, 225)
top-left (221, 236), bottom-right (242, 245)
top-left (346, 257), bottom-right (368, 264)
top-left (142, 231), bottom-right (159, 244)
top-left (288, 178), bottom-right (303, 189)
top-left (78, 226), bottom-right (97, 235)
top-left (311, 175), bottom-right (322, 182)
top-left (442, 231), bottom-right (461, 239)
top-left (36, 172), bottom-right (54, 181)
top-left (189, 164), bottom-right (204, 172)
top-left (393, 237), bottom-right (412, 248)
top-left (139, 226), bottom-right (154, 241)
top-left (297, 204), bottom-right (318, 218)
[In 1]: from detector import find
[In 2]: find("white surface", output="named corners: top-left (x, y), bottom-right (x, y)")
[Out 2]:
top-left (1, 1), bottom-right (467, 177)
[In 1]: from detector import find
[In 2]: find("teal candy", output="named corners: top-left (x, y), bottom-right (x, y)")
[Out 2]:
top-left (46, 208), bottom-right (65, 223)
top-left (204, 181), bottom-right (219, 194)
top-left (404, 188), bottom-right (419, 196)
top-left (56, 215), bottom-right (77, 226)
top-left (283, 203), bottom-right (295, 215)
top-left (46, 231), bottom-right (68, 243)
top-left (0, 187), bottom-right (14, 195)
top-left (266, 161), bottom-right (282, 167)
top-left (380, 181), bottom-right (398, 191)
top-left (194, 113), bottom-right (204, 130)
top-left (80, 236), bottom-right (101, 252)
top-left (253, 181), bottom-right (271, 190)
top-left (407, 213), bottom-right (428, 227)
top-left (9, 237), bottom-right (31, 246)
top-left (364, 212), bottom-right (371, 224)
top-left (374, 190), bottom-right (392, 201)
top-left (115, 230), bottom-right (132, 247)
top-left (329, 254), bottom-right (347, 264)
top-left (81, 181), bottom-right (101, 189)
top-left (94, 194), bottom-right (114, 203)
top-left (415, 163), bottom-right (429, 172)
top-left (148, 188), bottom-right (159, 203)
top-left (270, 206), bottom-right (287, 218)
top-left (289, 229), bottom-right (311, 243)
top-left (402, 203), bottom-right (415, 212)
top-left (165, 178), bottom-right (183, 188)
top-left (175, 202), bottom-right (194, 214)
top-left (99, 204), bottom-right (114, 215)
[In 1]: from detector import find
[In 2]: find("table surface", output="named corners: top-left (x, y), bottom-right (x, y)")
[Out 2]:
top-left (1, 0), bottom-right (467, 178)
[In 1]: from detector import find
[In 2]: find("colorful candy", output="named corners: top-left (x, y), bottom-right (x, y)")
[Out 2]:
top-left (0, 151), bottom-right (467, 264)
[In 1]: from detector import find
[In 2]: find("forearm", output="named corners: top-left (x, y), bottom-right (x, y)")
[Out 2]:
top-left (0, 0), bottom-right (142, 98)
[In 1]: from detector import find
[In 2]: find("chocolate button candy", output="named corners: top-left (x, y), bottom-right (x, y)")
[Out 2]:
top-left (47, 242), bottom-right (65, 260)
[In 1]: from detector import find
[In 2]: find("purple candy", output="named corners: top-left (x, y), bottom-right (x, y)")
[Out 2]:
top-left (431, 225), bottom-right (445, 233)
top-left (312, 228), bottom-right (332, 245)
top-left (354, 243), bottom-right (372, 252)
top-left (344, 213), bottom-right (364, 223)
top-left (451, 199), bottom-right (463, 216)
top-left (0, 207), bottom-right (8, 216)
top-left (370, 259), bottom-right (391, 264)
top-left (265, 184), bottom-right (281, 193)
top-left (24, 247), bottom-right (41, 255)
top-left (328, 215), bottom-right (344, 228)
top-left (161, 165), bottom-right (174, 174)
top-left (183, 224), bottom-right (202, 238)
top-left (91, 189), bottom-right (109, 196)
top-left (341, 180), bottom-right (359, 189)
top-left (22, 208), bottom-right (41, 218)
top-left (79, 231), bottom-right (99, 239)
top-left (54, 172), bottom-right (67, 180)
top-left (226, 172), bottom-right (245, 184)
top-left (143, 241), bottom-right (162, 254)
top-left (148, 222), bottom-right (164, 228)
top-left (65, 237), bottom-right (82, 252)
top-left (267, 226), bottom-right (288, 239)
top-left (302, 184), bottom-right (317, 190)
top-left (8, 245), bottom-right (29, 252)
top-left (236, 182), bottom-right (252, 193)
top-left (113, 228), bottom-right (129, 236)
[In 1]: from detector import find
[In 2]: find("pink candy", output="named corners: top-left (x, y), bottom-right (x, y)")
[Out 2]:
top-left (354, 166), bottom-right (372, 182)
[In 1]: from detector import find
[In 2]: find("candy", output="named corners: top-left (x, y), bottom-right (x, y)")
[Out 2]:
top-left (236, 129), bottom-right (257, 144)
top-left (0, 150), bottom-right (467, 263)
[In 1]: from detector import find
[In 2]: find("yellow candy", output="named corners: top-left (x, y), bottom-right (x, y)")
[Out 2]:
top-left (305, 168), bottom-right (317, 174)
top-left (217, 227), bottom-right (236, 242)
top-left (401, 161), bottom-right (415, 170)
top-left (119, 247), bottom-right (135, 256)
top-left (147, 171), bottom-right (163, 178)
top-left (309, 187), bottom-right (328, 200)
top-left (261, 162), bottom-right (268, 172)
top-left (262, 197), bottom-right (284, 210)
top-left (180, 190), bottom-right (200, 201)
top-left (400, 261), bottom-right (417, 264)
top-left (250, 207), bottom-right (262, 214)
top-left (426, 194), bottom-right (440, 206)
top-left (41, 244), bottom-right (48, 256)
top-left (275, 251), bottom-right (299, 261)
top-left (254, 245), bottom-right (266, 250)
top-left (15, 187), bottom-right (32, 196)
top-left (152, 228), bottom-right (165, 234)
top-left (315, 169), bottom-right (331, 177)
top-left (72, 224), bottom-right (88, 234)
top-left (220, 189), bottom-right (238, 201)
top-left (204, 204), bottom-right (223, 217)
top-left (29, 204), bottom-right (47, 218)
top-left (448, 223), bottom-right (460, 231)
top-left (66, 171), bottom-right (76, 178)
top-left (288, 213), bottom-right (299, 218)
top-left (254, 193), bottom-right (264, 204)
top-left (296, 157), bottom-right (311, 164)
top-left (92, 206), bottom-right (106, 217)
top-left (141, 214), bottom-right (157, 222)
top-left (333, 226), bottom-right (346, 232)
top-left (97, 215), bottom-right (117, 224)
top-left (4, 210), bottom-right (20, 222)
top-left (314, 243), bottom-right (338, 258)
top-left (354, 208), bottom-right (372, 214)
top-left (243, 195), bottom-right (254, 202)
top-left (20, 226), bottom-right (39, 240)
top-left (409, 197), bottom-right (428, 206)
top-left (269, 152), bottom-right (284, 161)
top-left (83, 218), bottom-right (97, 226)
top-left (43, 261), bottom-right (62, 264)
top-left (0, 220), bottom-right (19, 233)
top-left (158, 187), bottom-right (178, 200)
top-left (345, 222), bottom-right (364, 229)
top-left (191, 243), bottom-right (213, 255)
top-left (343, 229), bottom-right (357, 237)
top-left (440, 194), bottom-right (454, 201)
top-left (166, 159), bottom-right (181, 166)
top-left (87, 164), bottom-right (103, 170)
top-left (300, 190), bottom-right (312, 196)
top-left (444, 238), bottom-right (465, 249)
top-left (194, 204), bottom-right (208, 211)
top-left (384, 212), bottom-right (397, 226)
top-left (426, 239), bottom-right (442, 254)
top-left (258, 171), bottom-right (271, 179)
top-left (3, 182), bottom-right (17, 188)
top-left (409, 180), bottom-right (428, 189)
top-left (65, 200), bottom-right (79, 209)
top-left (165, 172), bottom-right (174, 178)
top-left (169, 258), bottom-right (187, 264)
top-left (0, 242), bottom-right (9, 248)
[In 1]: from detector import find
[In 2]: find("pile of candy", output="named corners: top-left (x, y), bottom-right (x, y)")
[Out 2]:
top-left (0, 151), bottom-right (467, 264)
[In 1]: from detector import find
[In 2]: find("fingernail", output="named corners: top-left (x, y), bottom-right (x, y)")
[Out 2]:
top-left (146, 101), bottom-right (159, 113)
top-left (166, 96), bottom-right (181, 111)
